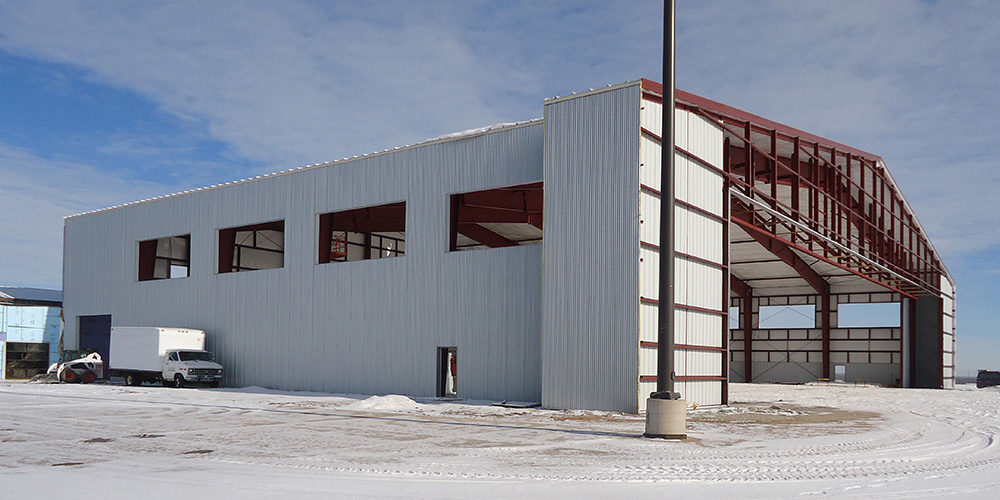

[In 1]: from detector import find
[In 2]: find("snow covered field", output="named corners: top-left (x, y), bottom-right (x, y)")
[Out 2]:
top-left (2, 382), bottom-right (999, 498)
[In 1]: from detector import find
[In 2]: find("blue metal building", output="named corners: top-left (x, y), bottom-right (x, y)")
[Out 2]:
top-left (0, 287), bottom-right (62, 379)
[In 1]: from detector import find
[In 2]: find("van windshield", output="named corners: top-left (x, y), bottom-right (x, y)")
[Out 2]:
top-left (178, 351), bottom-right (214, 362)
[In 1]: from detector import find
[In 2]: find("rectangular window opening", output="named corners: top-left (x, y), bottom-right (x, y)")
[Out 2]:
top-left (218, 221), bottom-right (284, 273)
top-left (758, 304), bottom-right (816, 329)
top-left (318, 202), bottom-right (405, 264)
top-left (837, 302), bottom-right (901, 328)
top-left (138, 234), bottom-right (190, 281)
top-left (449, 182), bottom-right (543, 252)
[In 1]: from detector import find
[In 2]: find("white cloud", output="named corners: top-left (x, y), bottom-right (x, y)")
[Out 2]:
top-left (0, 143), bottom-right (175, 288)
top-left (0, 2), bottom-right (525, 167)
top-left (675, 0), bottom-right (1000, 258)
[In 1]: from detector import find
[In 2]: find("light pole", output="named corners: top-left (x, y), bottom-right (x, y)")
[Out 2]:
top-left (643, 0), bottom-right (687, 440)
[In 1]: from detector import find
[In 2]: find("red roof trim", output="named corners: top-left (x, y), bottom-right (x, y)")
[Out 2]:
top-left (640, 78), bottom-right (881, 161)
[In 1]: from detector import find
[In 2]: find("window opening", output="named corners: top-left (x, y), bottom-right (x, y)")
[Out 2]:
top-left (729, 306), bottom-right (740, 330)
top-left (449, 182), bottom-right (542, 251)
top-left (138, 234), bottom-right (190, 281)
top-left (758, 304), bottom-right (816, 329)
top-left (318, 202), bottom-right (405, 263)
top-left (218, 221), bottom-right (284, 273)
top-left (837, 302), bottom-right (901, 328)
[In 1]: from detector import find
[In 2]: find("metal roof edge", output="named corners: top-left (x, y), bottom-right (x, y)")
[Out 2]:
top-left (64, 119), bottom-right (543, 220)
top-left (543, 80), bottom-right (642, 105)
top-left (640, 78), bottom-right (883, 161)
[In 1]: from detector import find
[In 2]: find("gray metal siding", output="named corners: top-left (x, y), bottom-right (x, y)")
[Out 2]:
top-left (63, 123), bottom-right (544, 402)
top-left (541, 85), bottom-right (641, 412)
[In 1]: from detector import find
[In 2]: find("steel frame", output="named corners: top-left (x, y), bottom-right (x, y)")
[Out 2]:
top-left (642, 79), bottom-right (948, 298)
top-left (449, 182), bottom-right (543, 251)
top-left (641, 79), bottom-right (954, 391)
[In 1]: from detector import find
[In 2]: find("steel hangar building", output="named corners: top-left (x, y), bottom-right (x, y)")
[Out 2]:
top-left (62, 79), bottom-right (955, 413)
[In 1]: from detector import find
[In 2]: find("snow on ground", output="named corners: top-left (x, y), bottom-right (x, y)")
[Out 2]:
top-left (2, 382), bottom-right (1000, 498)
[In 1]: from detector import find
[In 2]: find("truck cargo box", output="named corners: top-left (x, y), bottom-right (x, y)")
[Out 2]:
top-left (109, 327), bottom-right (206, 373)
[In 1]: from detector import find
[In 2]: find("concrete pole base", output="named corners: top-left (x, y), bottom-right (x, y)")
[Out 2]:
top-left (643, 398), bottom-right (687, 439)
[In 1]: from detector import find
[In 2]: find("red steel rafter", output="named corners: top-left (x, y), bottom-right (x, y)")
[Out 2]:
top-left (641, 79), bottom-right (946, 296)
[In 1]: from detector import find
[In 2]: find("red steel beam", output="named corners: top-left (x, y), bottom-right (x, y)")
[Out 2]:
top-left (730, 274), bottom-right (751, 297)
top-left (137, 239), bottom-right (157, 281)
top-left (218, 227), bottom-right (236, 273)
top-left (731, 203), bottom-right (829, 296)
top-left (461, 184), bottom-right (543, 212)
top-left (456, 223), bottom-right (517, 248)
top-left (330, 218), bottom-right (405, 234)
top-left (457, 206), bottom-right (542, 228)
top-left (730, 274), bottom-right (754, 383)
top-left (821, 292), bottom-right (831, 379)
top-left (642, 79), bottom-right (881, 160)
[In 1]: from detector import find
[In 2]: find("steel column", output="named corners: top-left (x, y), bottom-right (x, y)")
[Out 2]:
top-left (821, 291), bottom-right (831, 379)
top-left (654, 0), bottom-right (678, 399)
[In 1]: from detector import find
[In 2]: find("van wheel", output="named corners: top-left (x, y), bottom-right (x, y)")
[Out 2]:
top-left (174, 374), bottom-right (186, 388)
top-left (125, 374), bottom-right (139, 386)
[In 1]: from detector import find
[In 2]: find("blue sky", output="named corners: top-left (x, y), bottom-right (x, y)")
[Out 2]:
top-left (0, 1), bottom-right (997, 375)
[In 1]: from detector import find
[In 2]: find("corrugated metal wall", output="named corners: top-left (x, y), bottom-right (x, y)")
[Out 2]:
top-left (63, 123), bottom-right (545, 402)
top-left (0, 304), bottom-right (61, 378)
top-left (541, 84), bottom-right (642, 412)
top-left (941, 276), bottom-right (956, 388)
top-left (637, 97), bottom-right (726, 409)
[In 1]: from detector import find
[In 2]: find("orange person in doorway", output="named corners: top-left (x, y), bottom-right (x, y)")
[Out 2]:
top-left (450, 351), bottom-right (457, 394)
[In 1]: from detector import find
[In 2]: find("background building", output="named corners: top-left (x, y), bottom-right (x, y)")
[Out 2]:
top-left (62, 79), bottom-right (955, 412)
top-left (0, 286), bottom-right (61, 379)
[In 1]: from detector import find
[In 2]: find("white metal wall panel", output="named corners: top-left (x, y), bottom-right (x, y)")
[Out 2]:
top-left (941, 275), bottom-right (956, 388)
top-left (675, 260), bottom-right (723, 311)
top-left (640, 303), bottom-right (657, 342)
top-left (752, 362), bottom-right (823, 383)
top-left (64, 122), bottom-right (545, 403)
top-left (638, 98), bottom-right (725, 408)
top-left (843, 363), bottom-right (899, 385)
top-left (676, 207), bottom-right (724, 263)
top-left (639, 135), bottom-right (661, 189)
top-left (679, 381), bottom-right (721, 407)
top-left (686, 351), bottom-right (722, 376)
top-left (542, 84), bottom-right (642, 412)
top-left (640, 380), bottom-right (721, 410)
top-left (639, 247), bottom-right (659, 299)
top-left (680, 309), bottom-right (724, 348)
top-left (729, 362), bottom-right (746, 382)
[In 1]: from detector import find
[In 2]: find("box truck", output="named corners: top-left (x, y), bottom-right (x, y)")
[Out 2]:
top-left (109, 327), bottom-right (224, 387)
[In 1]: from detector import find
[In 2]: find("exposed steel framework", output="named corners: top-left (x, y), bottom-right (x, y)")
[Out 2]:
top-left (642, 79), bottom-right (950, 299)
top-left (641, 79), bottom-right (953, 389)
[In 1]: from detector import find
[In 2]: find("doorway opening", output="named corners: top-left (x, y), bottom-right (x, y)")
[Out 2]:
top-left (437, 347), bottom-right (457, 397)
top-left (834, 365), bottom-right (846, 382)
top-left (79, 314), bottom-right (111, 378)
